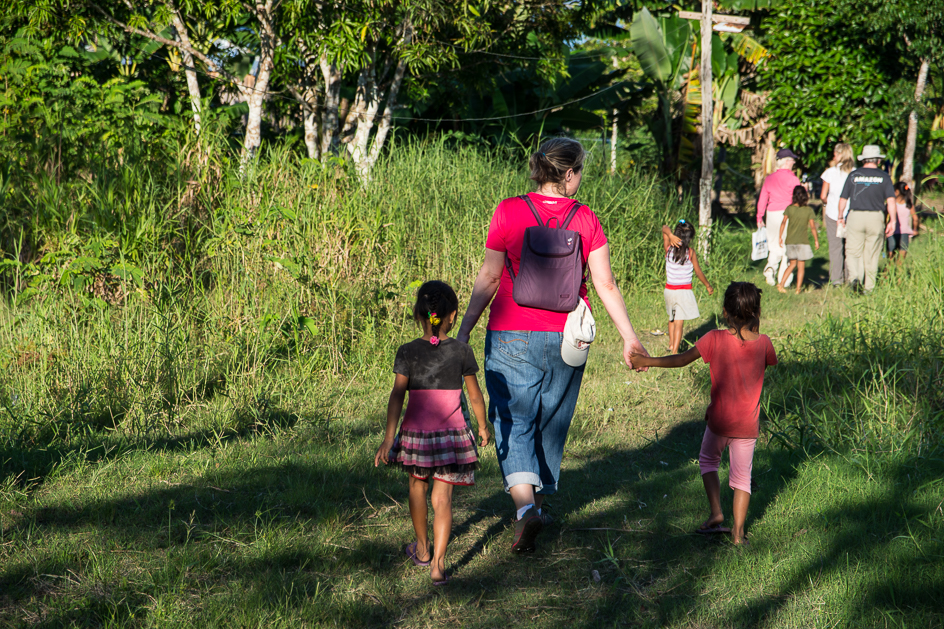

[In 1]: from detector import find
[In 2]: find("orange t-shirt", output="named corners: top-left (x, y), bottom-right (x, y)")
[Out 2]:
top-left (695, 330), bottom-right (778, 438)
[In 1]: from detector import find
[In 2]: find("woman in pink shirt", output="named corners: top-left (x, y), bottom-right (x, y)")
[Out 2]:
top-left (757, 149), bottom-right (802, 288)
top-left (456, 138), bottom-right (649, 553)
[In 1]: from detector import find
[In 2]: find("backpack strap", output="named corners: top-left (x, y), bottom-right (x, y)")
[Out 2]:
top-left (518, 194), bottom-right (544, 226)
top-left (560, 200), bottom-right (582, 229)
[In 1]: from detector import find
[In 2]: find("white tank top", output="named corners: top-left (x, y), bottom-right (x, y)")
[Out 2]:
top-left (665, 249), bottom-right (693, 286)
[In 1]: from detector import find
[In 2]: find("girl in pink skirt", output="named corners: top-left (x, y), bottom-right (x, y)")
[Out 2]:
top-left (375, 280), bottom-right (490, 584)
top-left (632, 282), bottom-right (777, 545)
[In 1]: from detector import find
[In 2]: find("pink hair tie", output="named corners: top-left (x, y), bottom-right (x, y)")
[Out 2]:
top-left (430, 336), bottom-right (440, 346)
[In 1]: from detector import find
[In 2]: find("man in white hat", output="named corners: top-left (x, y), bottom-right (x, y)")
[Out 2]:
top-left (837, 145), bottom-right (897, 293)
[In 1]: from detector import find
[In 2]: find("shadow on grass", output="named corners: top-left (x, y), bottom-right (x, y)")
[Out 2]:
top-left (3, 335), bottom-right (944, 626)
top-left (0, 400), bottom-right (320, 492)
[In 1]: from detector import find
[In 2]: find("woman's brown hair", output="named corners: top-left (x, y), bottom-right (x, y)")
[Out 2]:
top-left (530, 138), bottom-right (586, 194)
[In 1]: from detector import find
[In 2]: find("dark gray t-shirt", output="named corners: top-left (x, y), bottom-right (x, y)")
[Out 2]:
top-left (393, 338), bottom-right (478, 390)
top-left (839, 167), bottom-right (895, 212)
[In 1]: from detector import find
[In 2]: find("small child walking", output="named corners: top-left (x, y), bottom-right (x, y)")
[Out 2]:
top-left (662, 220), bottom-right (713, 354)
top-left (631, 282), bottom-right (777, 545)
top-left (777, 186), bottom-right (819, 294)
top-left (374, 280), bottom-right (490, 585)
top-left (888, 181), bottom-right (918, 262)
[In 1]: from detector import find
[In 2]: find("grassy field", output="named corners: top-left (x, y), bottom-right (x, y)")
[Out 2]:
top-left (0, 143), bottom-right (942, 627)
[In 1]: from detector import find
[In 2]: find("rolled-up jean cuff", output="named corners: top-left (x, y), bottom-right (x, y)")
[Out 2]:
top-left (503, 472), bottom-right (543, 493)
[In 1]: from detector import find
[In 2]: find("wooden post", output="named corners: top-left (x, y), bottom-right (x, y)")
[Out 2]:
top-left (699, 0), bottom-right (713, 259)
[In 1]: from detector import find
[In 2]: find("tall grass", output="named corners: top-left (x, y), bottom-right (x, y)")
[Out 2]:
top-left (764, 239), bottom-right (944, 461)
top-left (0, 137), bottom-right (688, 447)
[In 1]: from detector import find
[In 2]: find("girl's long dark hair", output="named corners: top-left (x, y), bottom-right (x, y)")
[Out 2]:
top-left (792, 185), bottom-right (809, 206)
top-left (672, 221), bottom-right (696, 264)
top-left (723, 282), bottom-right (762, 340)
top-left (895, 181), bottom-right (914, 209)
top-left (412, 280), bottom-right (459, 343)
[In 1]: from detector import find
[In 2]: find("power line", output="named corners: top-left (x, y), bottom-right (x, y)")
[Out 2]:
top-left (93, 46), bottom-right (634, 124)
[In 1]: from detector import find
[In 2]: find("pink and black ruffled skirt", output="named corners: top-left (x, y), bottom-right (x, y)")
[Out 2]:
top-left (389, 426), bottom-right (479, 485)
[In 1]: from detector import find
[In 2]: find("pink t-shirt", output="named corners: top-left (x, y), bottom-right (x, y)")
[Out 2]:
top-left (695, 329), bottom-right (778, 439)
top-left (894, 202), bottom-right (914, 235)
top-left (757, 168), bottom-right (802, 225)
top-left (485, 193), bottom-right (608, 331)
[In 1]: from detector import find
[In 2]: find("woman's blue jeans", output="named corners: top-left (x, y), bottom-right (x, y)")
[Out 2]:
top-left (484, 330), bottom-right (585, 495)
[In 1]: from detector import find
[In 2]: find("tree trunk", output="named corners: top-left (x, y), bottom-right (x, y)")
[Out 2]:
top-left (303, 85), bottom-right (320, 160)
top-left (364, 52), bottom-right (409, 176)
top-left (698, 0), bottom-right (713, 259)
top-left (240, 57), bottom-right (270, 163)
top-left (236, 1), bottom-right (278, 167)
top-left (320, 55), bottom-right (342, 156)
top-left (347, 63), bottom-right (381, 181)
top-left (610, 56), bottom-right (618, 175)
top-left (902, 58), bottom-right (930, 185)
top-left (170, 9), bottom-right (201, 135)
top-left (610, 110), bottom-right (618, 175)
top-left (348, 21), bottom-right (412, 183)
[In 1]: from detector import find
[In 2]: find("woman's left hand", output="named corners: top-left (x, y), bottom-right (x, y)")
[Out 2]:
top-left (624, 337), bottom-right (650, 372)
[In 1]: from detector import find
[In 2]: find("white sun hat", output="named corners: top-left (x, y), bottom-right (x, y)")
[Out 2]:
top-left (857, 145), bottom-right (886, 161)
top-left (562, 298), bottom-right (596, 367)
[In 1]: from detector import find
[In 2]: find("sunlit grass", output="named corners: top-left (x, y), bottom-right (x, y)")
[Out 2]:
top-left (0, 142), bottom-right (942, 627)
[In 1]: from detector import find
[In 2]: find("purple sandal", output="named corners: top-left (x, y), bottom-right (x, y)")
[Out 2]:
top-left (404, 541), bottom-right (431, 566)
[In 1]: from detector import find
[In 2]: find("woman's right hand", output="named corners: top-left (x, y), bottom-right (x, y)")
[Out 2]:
top-left (624, 337), bottom-right (650, 372)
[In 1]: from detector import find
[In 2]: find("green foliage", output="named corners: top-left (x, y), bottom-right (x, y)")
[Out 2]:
top-left (760, 0), bottom-right (913, 168)
top-left (0, 32), bottom-right (166, 174)
top-left (629, 8), bottom-right (693, 174)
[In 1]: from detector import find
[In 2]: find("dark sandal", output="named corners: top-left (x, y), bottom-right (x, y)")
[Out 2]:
top-left (404, 541), bottom-right (431, 566)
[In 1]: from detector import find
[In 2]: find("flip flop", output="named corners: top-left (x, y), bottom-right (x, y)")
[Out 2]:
top-left (404, 541), bottom-right (431, 566)
top-left (695, 525), bottom-right (731, 535)
top-left (432, 575), bottom-right (451, 586)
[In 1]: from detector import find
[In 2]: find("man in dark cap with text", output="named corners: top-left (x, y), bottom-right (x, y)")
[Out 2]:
top-left (837, 145), bottom-right (896, 293)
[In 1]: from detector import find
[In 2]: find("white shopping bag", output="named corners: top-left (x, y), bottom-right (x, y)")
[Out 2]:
top-left (751, 226), bottom-right (769, 261)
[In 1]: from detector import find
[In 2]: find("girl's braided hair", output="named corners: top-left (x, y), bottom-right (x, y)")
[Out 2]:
top-left (412, 280), bottom-right (459, 345)
top-left (723, 282), bottom-right (762, 340)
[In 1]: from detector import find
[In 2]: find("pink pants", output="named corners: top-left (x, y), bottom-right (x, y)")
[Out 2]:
top-left (698, 426), bottom-right (756, 494)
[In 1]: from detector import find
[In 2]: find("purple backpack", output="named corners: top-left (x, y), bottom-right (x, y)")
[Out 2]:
top-left (505, 195), bottom-right (585, 312)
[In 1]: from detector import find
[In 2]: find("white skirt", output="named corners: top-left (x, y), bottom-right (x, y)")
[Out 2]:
top-left (664, 288), bottom-right (700, 321)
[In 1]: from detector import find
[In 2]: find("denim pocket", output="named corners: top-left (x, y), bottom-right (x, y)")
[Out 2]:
top-left (494, 330), bottom-right (529, 359)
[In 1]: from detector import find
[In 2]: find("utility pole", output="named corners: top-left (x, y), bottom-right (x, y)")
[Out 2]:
top-left (678, 8), bottom-right (749, 261)
top-left (699, 0), bottom-right (714, 259)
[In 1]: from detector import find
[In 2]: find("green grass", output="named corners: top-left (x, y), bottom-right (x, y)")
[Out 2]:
top-left (0, 143), bottom-right (942, 627)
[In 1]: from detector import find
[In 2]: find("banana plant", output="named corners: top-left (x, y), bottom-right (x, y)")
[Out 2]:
top-left (630, 7), bottom-right (693, 175)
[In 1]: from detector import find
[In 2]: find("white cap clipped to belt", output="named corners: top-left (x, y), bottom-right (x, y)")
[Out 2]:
top-left (561, 299), bottom-right (596, 367)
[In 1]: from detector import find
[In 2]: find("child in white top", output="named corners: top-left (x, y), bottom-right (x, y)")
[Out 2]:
top-left (662, 220), bottom-right (712, 354)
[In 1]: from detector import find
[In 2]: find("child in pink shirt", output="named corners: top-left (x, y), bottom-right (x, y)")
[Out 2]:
top-left (888, 181), bottom-right (919, 263)
top-left (631, 282), bottom-right (777, 545)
